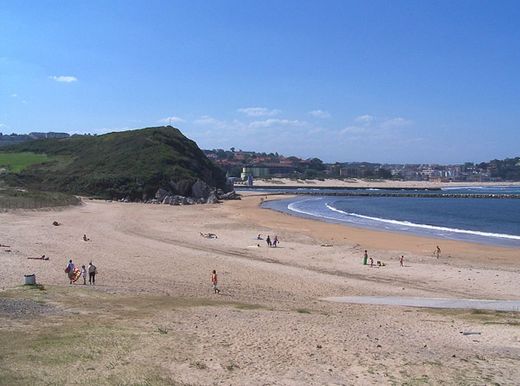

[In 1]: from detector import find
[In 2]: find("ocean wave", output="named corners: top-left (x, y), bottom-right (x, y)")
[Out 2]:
top-left (441, 185), bottom-right (518, 191)
top-left (323, 203), bottom-right (520, 241)
top-left (286, 199), bottom-right (520, 241)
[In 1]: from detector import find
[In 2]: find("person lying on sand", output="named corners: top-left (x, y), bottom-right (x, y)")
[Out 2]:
top-left (200, 232), bottom-right (218, 239)
top-left (27, 255), bottom-right (49, 260)
top-left (0, 243), bottom-right (11, 248)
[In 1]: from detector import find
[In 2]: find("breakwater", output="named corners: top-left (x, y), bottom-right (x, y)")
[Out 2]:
top-left (236, 187), bottom-right (520, 199)
top-left (274, 192), bottom-right (520, 199)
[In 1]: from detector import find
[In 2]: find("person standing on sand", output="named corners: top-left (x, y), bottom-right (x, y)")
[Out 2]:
top-left (80, 265), bottom-right (87, 285)
top-left (211, 270), bottom-right (220, 294)
top-left (369, 257), bottom-right (374, 268)
top-left (273, 235), bottom-right (279, 247)
top-left (435, 246), bottom-right (441, 258)
top-left (88, 262), bottom-right (97, 285)
top-left (65, 259), bottom-right (75, 284)
top-left (266, 235), bottom-right (271, 247)
top-left (400, 255), bottom-right (404, 267)
top-left (363, 250), bottom-right (368, 265)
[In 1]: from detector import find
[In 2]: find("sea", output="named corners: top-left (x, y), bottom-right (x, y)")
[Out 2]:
top-left (252, 186), bottom-right (520, 248)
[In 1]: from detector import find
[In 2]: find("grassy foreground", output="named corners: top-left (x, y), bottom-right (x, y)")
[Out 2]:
top-left (0, 285), bottom-right (256, 386)
top-left (0, 188), bottom-right (80, 210)
top-left (1, 285), bottom-right (519, 385)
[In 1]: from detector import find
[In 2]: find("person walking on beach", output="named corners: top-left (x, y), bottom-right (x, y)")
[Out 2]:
top-left (65, 259), bottom-right (75, 284)
top-left (273, 235), bottom-right (279, 247)
top-left (88, 262), bottom-right (97, 285)
top-left (435, 246), bottom-right (441, 259)
top-left (266, 235), bottom-right (272, 247)
top-left (80, 265), bottom-right (87, 285)
top-left (400, 255), bottom-right (404, 267)
top-left (211, 270), bottom-right (220, 294)
top-left (363, 250), bottom-right (368, 265)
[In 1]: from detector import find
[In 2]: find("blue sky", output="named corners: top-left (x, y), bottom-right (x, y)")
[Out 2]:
top-left (1, 0), bottom-right (519, 163)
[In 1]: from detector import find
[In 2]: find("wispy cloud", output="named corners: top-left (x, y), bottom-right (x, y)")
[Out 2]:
top-left (380, 117), bottom-right (412, 129)
top-left (249, 118), bottom-right (305, 129)
top-left (237, 107), bottom-right (281, 117)
top-left (309, 110), bottom-right (331, 118)
top-left (339, 114), bottom-right (416, 145)
top-left (354, 114), bottom-right (375, 124)
top-left (49, 75), bottom-right (78, 83)
top-left (340, 126), bottom-right (367, 135)
top-left (193, 115), bottom-right (230, 130)
top-left (159, 116), bottom-right (185, 124)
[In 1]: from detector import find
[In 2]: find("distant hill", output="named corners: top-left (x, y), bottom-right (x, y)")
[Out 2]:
top-left (0, 132), bottom-right (70, 147)
top-left (1, 126), bottom-right (226, 200)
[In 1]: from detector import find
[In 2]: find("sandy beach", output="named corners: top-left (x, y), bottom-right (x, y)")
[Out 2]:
top-left (1, 194), bottom-right (519, 385)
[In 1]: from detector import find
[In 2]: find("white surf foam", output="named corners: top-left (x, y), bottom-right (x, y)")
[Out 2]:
top-left (285, 199), bottom-right (520, 241)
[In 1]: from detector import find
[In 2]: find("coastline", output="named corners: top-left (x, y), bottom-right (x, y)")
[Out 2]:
top-left (259, 194), bottom-right (520, 248)
top-left (231, 193), bottom-right (520, 266)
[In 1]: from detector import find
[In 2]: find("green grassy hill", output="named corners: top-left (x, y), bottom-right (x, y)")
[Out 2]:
top-left (1, 126), bottom-right (226, 200)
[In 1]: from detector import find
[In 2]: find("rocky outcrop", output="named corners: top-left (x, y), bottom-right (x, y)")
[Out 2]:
top-left (191, 179), bottom-right (211, 200)
top-left (149, 184), bottom-right (239, 206)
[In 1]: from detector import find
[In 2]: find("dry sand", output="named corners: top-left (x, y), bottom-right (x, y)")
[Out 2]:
top-left (1, 194), bottom-right (519, 385)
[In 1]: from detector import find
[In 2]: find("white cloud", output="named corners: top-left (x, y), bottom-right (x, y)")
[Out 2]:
top-left (249, 118), bottom-right (305, 129)
top-left (49, 75), bottom-right (78, 83)
top-left (340, 126), bottom-right (367, 135)
top-left (159, 116), bottom-right (185, 124)
top-left (354, 114), bottom-right (375, 124)
top-left (237, 107), bottom-right (281, 117)
top-left (193, 115), bottom-right (230, 130)
top-left (0, 123), bottom-right (9, 129)
top-left (10, 93), bottom-right (18, 98)
top-left (309, 110), bottom-right (330, 118)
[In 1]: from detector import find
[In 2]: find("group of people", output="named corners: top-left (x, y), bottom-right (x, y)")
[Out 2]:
top-left (65, 259), bottom-right (97, 285)
top-left (363, 246), bottom-right (442, 268)
top-left (265, 235), bottom-right (279, 247)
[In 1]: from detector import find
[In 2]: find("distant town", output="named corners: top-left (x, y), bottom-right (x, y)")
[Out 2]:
top-left (204, 149), bottom-right (520, 182)
top-left (1, 132), bottom-right (518, 182)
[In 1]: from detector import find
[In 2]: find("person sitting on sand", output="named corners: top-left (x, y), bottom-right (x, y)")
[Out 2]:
top-left (369, 257), bottom-right (374, 267)
top-left (257, 234), bottom-right (262, 240)
top-left (211, 270), bottom-right (220, 294)
top-left (83, 234), bottom-right (90, 242)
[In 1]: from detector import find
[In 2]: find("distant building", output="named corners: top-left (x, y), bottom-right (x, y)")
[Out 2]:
top-left (241, 167), bottom-right (270, 179)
